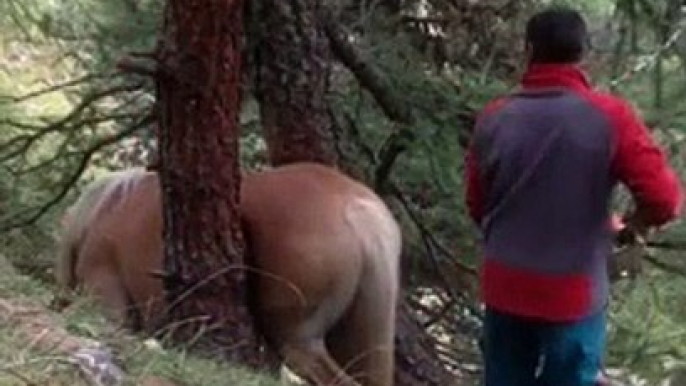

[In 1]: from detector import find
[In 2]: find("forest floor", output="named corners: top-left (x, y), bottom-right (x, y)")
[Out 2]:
top-left (0, 255), bottom-right (284, 386)
top-left (1, 248), bottom-right (683, 386)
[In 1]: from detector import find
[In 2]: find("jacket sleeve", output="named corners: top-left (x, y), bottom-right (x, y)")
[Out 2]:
top-left (609, 100), bottom-right (682, 226)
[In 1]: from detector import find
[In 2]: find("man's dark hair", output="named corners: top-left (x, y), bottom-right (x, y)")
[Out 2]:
top-left (525, 8), bottom-right (589, 64)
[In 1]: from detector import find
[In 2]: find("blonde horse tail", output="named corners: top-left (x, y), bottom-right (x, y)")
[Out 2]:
top-left (335, 196), bottom-right (401, 386)
top-left (358, 198), bottom-right (402, 386)
top-left (53, 168), bottom-right (150, 293)
top-left (54, 208), bottom-right (80, 291)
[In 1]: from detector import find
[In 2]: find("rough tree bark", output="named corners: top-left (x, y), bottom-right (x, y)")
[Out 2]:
top-left (252, 0), bottom-right (338, 166)
top-left (155, 0), bottom-right (273, 368)
top-left (251, 1), bottom-right (459, 384)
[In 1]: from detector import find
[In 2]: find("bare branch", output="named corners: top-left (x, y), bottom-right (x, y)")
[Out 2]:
top-left (117, 55), bottom-right (158, 77)
top-left (646, 239), bottom-right (686, 251)
top-left (14, 135), bottom-right (75, 176)
top-left (0, 73), bottom-right (122, 104)
top-left (323, 17), bottom-right (413, 125)
top-left (11, 113), bottom-right (143, 175)
top-left (0, 83), bottom-right (144, 162)
top-left (374, 130), bottom-right (414, 191)
top-left (0, 115), bottom-right (153, 232)
top-left (388, 181), bottom-right (478, 277)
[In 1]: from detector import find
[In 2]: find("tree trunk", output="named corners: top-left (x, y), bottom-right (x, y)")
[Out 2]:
top-left (251, 2), bottom-right (458, 384)
top-left (155, 0), bottom-right (274, 368)
top-left (252, 0), bottom-right (338, 166)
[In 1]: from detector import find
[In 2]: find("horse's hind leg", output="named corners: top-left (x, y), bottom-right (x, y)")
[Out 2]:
top-left (326, 275), bottom-right (397, 386)
top-left (259, 307), bottom-right (361, 386)
top-left (82, 267), bottom-right (136, 328)
top-left (280, 338), bottom-right (361, 386)
top-left (77, 238), bottom-right (140, 329)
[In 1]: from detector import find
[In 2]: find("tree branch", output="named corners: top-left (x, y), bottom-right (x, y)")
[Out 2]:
top-left (323, 17), bottom-right (413, 125)
top-left (646, 239), bottom-right (686, 251)
top-left (0, 115), bottom-right (153, 232)
top-left (0, 73), bottom-right (121, 104)
top-left (374, 130), bottom-right (415, 192)
top-left (388, 181), bottom-right (478, 277)
top-left (11, 113), bottom-right (143, 175)
top-left (0, 83), bottom-right (144, 162)
top-left (643, 254), bottom-right (686, 277)
top-left (116, 55), bottom-right (159, 77)
top-left (323, 16), bottom-right (434, 190)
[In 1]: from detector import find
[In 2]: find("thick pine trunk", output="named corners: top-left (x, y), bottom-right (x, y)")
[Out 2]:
top-left (253, 0), bottom-right (338, 166)
top-left (155, 0), bottom-right (273, 368)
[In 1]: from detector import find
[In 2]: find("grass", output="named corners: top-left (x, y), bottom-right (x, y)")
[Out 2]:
top-left (0, 255), bottom-right (286, 386)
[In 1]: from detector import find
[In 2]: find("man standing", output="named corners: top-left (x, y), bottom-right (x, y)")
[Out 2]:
top-left (465, 7), bottom-right (682, 386)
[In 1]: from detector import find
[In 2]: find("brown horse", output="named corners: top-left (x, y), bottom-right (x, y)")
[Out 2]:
top-left (54, 162), bottom-right (402, 386)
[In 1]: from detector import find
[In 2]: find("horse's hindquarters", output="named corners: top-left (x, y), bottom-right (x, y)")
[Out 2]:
top-left (250, 194), bottom-right (401, 386)
top-left (328, 197), bottom-right (401, 386)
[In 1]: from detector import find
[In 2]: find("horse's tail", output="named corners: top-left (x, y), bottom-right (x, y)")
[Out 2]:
top-left (54, 206), bottom-right (79, 291)
top-left (345, 195), bottom-right (402, 385)
top-left (54, 168), bottom-right (150, 291)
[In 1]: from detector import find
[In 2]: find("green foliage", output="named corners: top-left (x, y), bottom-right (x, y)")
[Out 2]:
top-left (608, 271), bottom-right (686, 382)
top-left (0, 0), bottom-right (158, 237)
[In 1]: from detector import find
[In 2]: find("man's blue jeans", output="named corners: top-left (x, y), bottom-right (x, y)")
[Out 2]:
top-left (482, 307), bottom-right (606, 386)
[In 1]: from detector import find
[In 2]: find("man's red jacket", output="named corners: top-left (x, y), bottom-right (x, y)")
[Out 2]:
top-left (465, 64), bottom-right (682, 321)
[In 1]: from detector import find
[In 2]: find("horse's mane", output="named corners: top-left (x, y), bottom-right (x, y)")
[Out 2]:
top-left (55, 168), bottom-right (150, 289)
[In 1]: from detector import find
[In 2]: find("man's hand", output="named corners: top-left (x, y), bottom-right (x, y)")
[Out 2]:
top-left (611, 212), bottom-right (649, 247)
